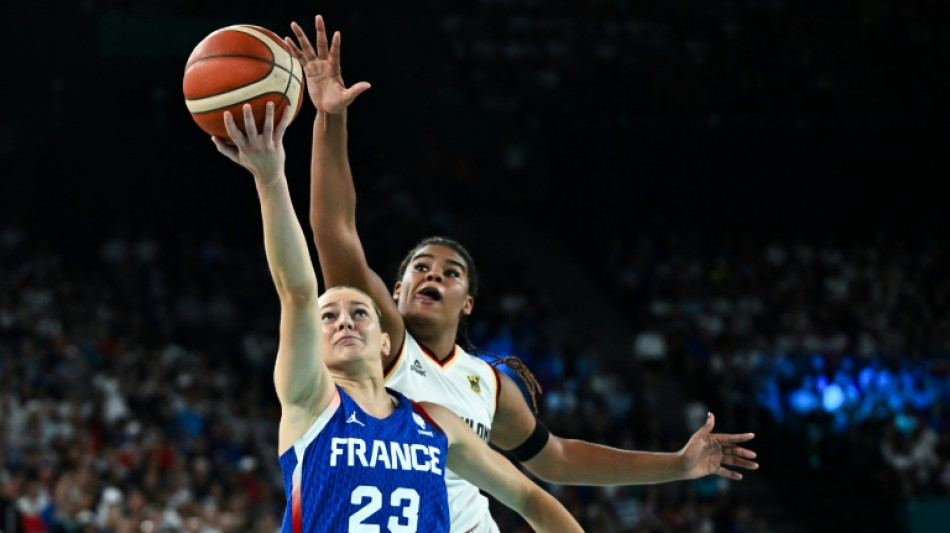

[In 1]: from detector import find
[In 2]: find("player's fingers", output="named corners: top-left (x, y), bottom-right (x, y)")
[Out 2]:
top-left (211, 136), bottom-right (239, 162)
top-left (694, 412), bottom-right (714, 436)
top-left (242, 104), bottom-right (259, 143)
top-left (329, 31), bottom-right (341, 66)
top-left (290, 21), bottom-right (316, 59)
top-left (716, 467), bottom-right (743, 481)
top-left (284, 36), bottom-right (304, 61)
top-left (222, 111), bottom-right (246, 147)
top-left (722, 445), bottom-right (757, 459)
top-left (275, 102), bottom-right (294, 138)
top-left (721, 455), bottom-right (759, 471)
top-left (315, 15), bottom-right (329, 59)
top-left (714, 433), bottom-right (756, 444)
top-left (343, 82), bottom-right (372, 104)
top-left (262, 102), bottom-right (275, 140)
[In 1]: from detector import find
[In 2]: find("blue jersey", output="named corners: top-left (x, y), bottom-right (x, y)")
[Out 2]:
top-left (278, 386), bottom-right (450, 533)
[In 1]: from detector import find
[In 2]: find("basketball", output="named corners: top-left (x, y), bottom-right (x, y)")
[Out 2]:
top-left (183, 24), bottom-right (306, 142)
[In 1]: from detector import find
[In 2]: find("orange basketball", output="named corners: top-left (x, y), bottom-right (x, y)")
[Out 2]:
top-left (183, 24), bottom-right (306, 142)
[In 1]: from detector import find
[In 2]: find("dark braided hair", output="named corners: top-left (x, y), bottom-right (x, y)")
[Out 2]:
top-left (396, 236), bottom-right (543, 412)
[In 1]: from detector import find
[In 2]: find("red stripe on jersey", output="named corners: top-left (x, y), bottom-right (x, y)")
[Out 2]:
top-left (489, 364), bottom-right (502, 418)
top-left (410, 401), bottom-right (444, 433)
top-left (292, 481), bottom-right (302, 533)
top-left (418, 341), bottom-right (458, 368)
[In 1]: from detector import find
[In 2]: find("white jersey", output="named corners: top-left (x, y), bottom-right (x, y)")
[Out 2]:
top-left (384, 332), bottom-right (501, 533)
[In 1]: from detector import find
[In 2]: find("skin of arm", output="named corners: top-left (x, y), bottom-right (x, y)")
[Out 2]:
top-left (418, 402), bottom-right (584, 533)
top-left (309, 110), bottom-right (406, 359)
top-left (286, 17), bottom-right (407, 365)
top-left (213, 102), bottom-right (335, 455)
top-left (490, 372), bottom-right (758, 484)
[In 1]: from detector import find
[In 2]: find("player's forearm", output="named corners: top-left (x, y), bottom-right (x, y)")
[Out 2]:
top-left (257, 177), bottom-right (319, 298)
top-left (520, 487), bottom-right (584, 533)
top-left (310, 111), bottom-right (357, 232)
top-left (526, 438), bottom-right (686, 485)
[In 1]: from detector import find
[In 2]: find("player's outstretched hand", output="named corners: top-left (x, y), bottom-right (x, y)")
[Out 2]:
top-left (212, 101), bottom-right (292, 186)
top-left (286, 15), bottom-right (370, 115)
top-left (680, 413), bottom-right (759, 480)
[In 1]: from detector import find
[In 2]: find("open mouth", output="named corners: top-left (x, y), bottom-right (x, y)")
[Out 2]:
top-left (416, 287), bottom-right (442, 301)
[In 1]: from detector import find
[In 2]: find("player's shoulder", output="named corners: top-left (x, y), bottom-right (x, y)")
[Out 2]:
top-left (412, 400), bottom-right (455, 432)
top-left (455, 346), bottom-right (498, 373)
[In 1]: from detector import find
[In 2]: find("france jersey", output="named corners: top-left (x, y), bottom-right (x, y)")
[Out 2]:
top-left (278, 386), bottom-right (450, 533)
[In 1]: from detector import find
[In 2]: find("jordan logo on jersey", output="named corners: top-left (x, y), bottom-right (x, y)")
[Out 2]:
top-left (345, 412), bottom-right (365, 426)
top-left (467, 376), bottom-right (481, 393)
top-left (411, 360), bottom-right (427, 377)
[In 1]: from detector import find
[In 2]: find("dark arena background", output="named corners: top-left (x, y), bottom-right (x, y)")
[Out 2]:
top-left (2, 1), bottom-right (949, 532)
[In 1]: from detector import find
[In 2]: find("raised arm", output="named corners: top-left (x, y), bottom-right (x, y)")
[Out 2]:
top-left (418, 402), bottom-right (584, 533)
top-left (285, 16), bottom-right (407, 359)
top-left (490, 373), bottom-right (759, 485)
top-left (212, 102), bottom-right (335, 454)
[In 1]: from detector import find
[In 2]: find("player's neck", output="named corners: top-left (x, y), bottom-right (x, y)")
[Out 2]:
top-left (410, 327), bottom-right (457, 361)
top-left (404, 312), bottom-right (461, 359)
top-left (336, 377), bottom-right (396, 419)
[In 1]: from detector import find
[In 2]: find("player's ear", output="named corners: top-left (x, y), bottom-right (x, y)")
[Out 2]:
top-left (461, 295), bottom-right (474, 316)
top-left (380, 332), bottom-right (391, 357)
top-left (393, 281), bottom-right (402, 302)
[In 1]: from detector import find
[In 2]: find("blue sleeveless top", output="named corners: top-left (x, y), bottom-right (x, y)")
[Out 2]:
top-left (278, 386), bottom-right (450, 532)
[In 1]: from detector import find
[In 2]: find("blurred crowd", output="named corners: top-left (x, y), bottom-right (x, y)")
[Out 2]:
top-left (0, 224), bottom-right (286, 533)
top-left (597, 230), bottom-right (950, 529)
top-left (0, 208), bottom-right (785, 533)
top-left (5, 212), bottom-right (949, 532)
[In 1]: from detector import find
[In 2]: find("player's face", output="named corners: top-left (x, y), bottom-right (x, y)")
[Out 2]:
top-left (318, 288), bottom-right (391, 366)
top-left (393, 244), bottom-right (474, 328)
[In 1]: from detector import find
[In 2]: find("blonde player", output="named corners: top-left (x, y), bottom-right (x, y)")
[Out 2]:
top-left (211, 101), bottom-right (583, 532)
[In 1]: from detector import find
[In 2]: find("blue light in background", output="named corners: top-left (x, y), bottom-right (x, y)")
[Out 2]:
top-left (886, 389), bottom-right (906, 411)
top-left (844, 383), bottom-right (861, 405)
top-left (789, 388), bottom-right (819, 414)
top-left (912, 386), bottom-right (935, 410)
top-left (858, 365), bottom-right (876, 391)
top-left (832, 411), bottom-right (849, 433)
top-left (822, 383), bottom-right (845, 412)
top-left (751, 353), bottom-right (949, 431)
top-left (894, 411), bottom-right (918, 435)
top-left (877, 369), bottom-right (894, 391)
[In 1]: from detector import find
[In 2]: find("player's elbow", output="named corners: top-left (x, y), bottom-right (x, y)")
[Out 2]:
top-left (310, 213), bottom-right (355, 241)
top-left (308, 207), bottom-right (335, 232)
top-left (308, 206), bottom-right (324, 230)
top-left (516, 485), bottom-right (559, 525)
top-left (275, 279), bottom-right (319, 305)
